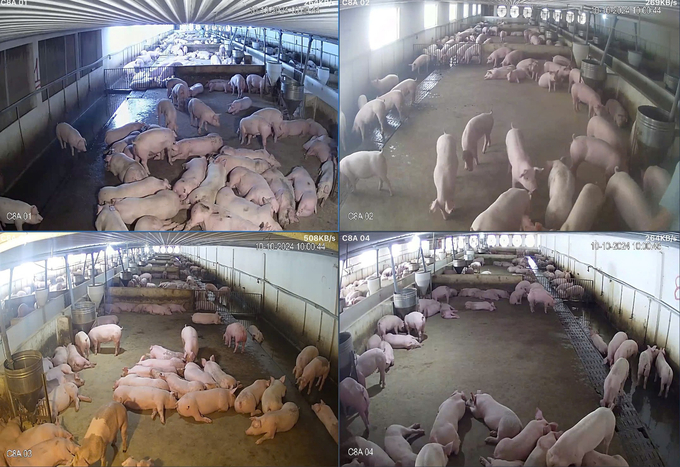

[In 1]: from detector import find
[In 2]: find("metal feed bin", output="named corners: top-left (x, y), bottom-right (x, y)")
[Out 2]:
top-left (72, 301), bottom-right (96, 334)
top-left (393, 288), bottom-right (417, 320)
top-left (580, 59), bottom-right (607, 92)
top-left (339, 332), bottom-right (357, 381)
top-left (282, 75), bottom-right (304, 117)
top-left (632, 106), bottom-right (678, 170)
top-left (4, 350), bottom-right (52, 421)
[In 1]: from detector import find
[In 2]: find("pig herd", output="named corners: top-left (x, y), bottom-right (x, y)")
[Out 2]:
top-left (339, 250), bottom-right (674, 466)
top-left (92, 71), bottom-right (336, 231)
top-left (339, 19), bottom-right (676, 232)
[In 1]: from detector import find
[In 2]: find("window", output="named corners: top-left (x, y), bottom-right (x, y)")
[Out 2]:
top-left (510, 5), bottom-right (520, 18)
top-left (463, 3), bottom-right (469, 18)
top-left (0, 44), bottom-right (34, 132)
top-left (369, 6), bottom-right (399, 50)
top-left (541, 9), bottom-right (549, 21)
top-left (424, 3), bottom-right (437, 30)
top-left (497, 5), bottom-right (507, 17)
top-left (566, 11), bottom-right (575, 23)
top-left (578, 12), bottom-right (587, 24)
top-left (449, 3), bottom-right (457, 21)
top-left (79, 30), bottom-right (102, 78)
top-left (477, 4), bottom-right (482, 15)
top-left (553, 10), bottom-right (561, 22)
top-left (523, 7), bottom-right (532, 18)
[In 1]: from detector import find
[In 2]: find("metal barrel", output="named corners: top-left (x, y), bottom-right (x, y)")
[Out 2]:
top-left (635, 106), bottom-right (676, 150)
top-left (72, 300), bottom-right (96, 333)
top-left (393, 288), bottom-right (417, 319)
top-left (580, 59), bottom-right (607, 90)
top-left (4, 350), bottom-right (45, 414)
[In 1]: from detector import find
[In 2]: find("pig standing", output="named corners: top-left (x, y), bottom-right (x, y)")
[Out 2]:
top-left (601, 358), bottom-right (629, 409)
top-left (470, 188), bottom-right (531, 231)
top-left (297, 356), bottom-right (330, 394)
top-left (430, 390), bottom-right (467, 455)
top-left (339, 377), bottom-right (370, 430)
top-left (605, 99), bottom-right (628, 128)
top-left (570, 132), bottom-right (627, 179)
top-left (294, 346), bottom-right (319, 379)
top-left (157, 99), bottom-right (178, 133)
top-left (112, 386), bottom-right (177, 424)
top-left (571, 83), bottom-right (604, 117)
top-left (430, 133), bottom-right (459, 219)
top-left (655, 348), bottom-right (673, 398)
top-left (613, 339), bottom-right (638, 362)
top-left (586, 116), bottom-right (628, 161)
top-left (133, 128), bottom-right (179, 174)
top-left (410, 54), bottom-right (430, 73)
top-left (377, 315), bottom-right (405, 336)
top-left (356, 349), bottom-right (388, 388)
top-left (461, 111), bottom-right (494, 171)
top-left (466, 390), bottom-right (523, 444)
top-left (371, 74), bottom-right (400, 94)
top-left (246, 402), bottom-right (299, 444)
top-left (560, 184), bottom-right (604, 231)
top-left (0, 198), bottom-right (44, 231)
top-left (637, 345), bottom-right (659, 389)
top-left (223, 322), bottom-right (248, 353)
top-left (71, 401), bottom-right (128, 466)
top-left (507, 125), bottom-right (544, 194)
top-left (238, 116), bottom-right (274, 150)
top-left (431, 285), bottom-right (457, 302)
top-left (352, 98), bottom-right (388, 142)
top-left (604, 331), bottom-right (628, 365)
top-left (230, 74), bottom-right (247, 98)
top-left (187, 98), bottom-right (221, 134)
top-left (546, 407), bottom-right (615, 467)
top-left (170, 133), bottom-right (223, 163)
top-left (176, 387), bottom-right (238, 423)
top-left (379, 340), bottom-right (395, 367)
top-left (605, 171), bottom-right (653, 231)
top-left (527, 288), bottom-right (554, 313)
top-left (180, 325), bottom-right (199, 362)
top-left (56, 122), bottom-right (87, 156)
top-left (545, 159), bottom-right (575, 229)
top-left (378, 89), bottom-right (406, 120)
top-left (404, 311), bottom-right (426, 342)
top-left (88, 324), bottom-right (123, 356)
top-left (643, 166), bottom-right (672, 207)
top-left (340, 150), bottom-right (393, 196)
top-left (75, 331), bottom-right (90, 358)
top-left (234, 379), bottom-right (270, 416)
top-left (590, 329), bottom-right (609, 356)
top-left (486, 47), bottom-right (511, 67)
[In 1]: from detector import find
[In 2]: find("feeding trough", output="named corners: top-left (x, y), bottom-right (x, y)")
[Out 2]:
top-left (87, 283), bottom-right (105, 310)
top-left (393, 288), bottom-right (417, 320)
top-left (72, 301), bottom-right (96, 334)
top-left (120, 271), bottom-right (133, 287)
top-left (414, 272), bottom-right (431, 296)
top-left (4, 350), bottom-right (51, 422)
top-left (452, 259), bottom-right (467, 274)
top-left (35, 289), bottom-right (49, 308)
top-left (317, 66), bottom-right (330, 85)
top-left (282, 75), bottom-right (304, 117)
top-left (367, 278), bottom-right (381, 295)
top-left (580, 59), bottom-right (607, 92)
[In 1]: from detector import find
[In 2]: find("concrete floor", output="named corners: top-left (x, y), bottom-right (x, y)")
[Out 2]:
top-left (340, 283), bottom-right (628, 466)
top-left (340, 64), bottom-right (643, 231)
top-left (5, 88), bottom-right (336, 231)
top-left (56, 312), bottom-right (337, 466)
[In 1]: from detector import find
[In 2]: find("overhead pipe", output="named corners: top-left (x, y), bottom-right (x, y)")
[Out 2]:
top-left (376, 249), bottom-right (381, 288)
top-left (65, 255), bottom-right (75, 310)
top-left (1, 267), bottom-right (14, 365)
top-left (599, 16), bottom-right (618, 66)
top-left (585, 11), bottom-right (590, 44)
top-left (668, 79), bottom-right (680, 122)
top-left (388, 246), bottom-right (400, 294)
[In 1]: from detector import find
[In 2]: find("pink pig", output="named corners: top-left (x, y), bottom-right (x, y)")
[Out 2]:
top-left (466, 390), bottom-right (523, 444)
top-left (655, 348), bottom-right (673, 398)
top-left (88, 324), bottom-right (122, 356)
top-left (571, 83), bottom-right (604, 117)
top-left (418, 298), bottom-right (442, 317)
top-left (404, 311), bottom-right (426, 342)
top-left (176, 387), bottom-right (238, 423)
top-left (230, 74), bottom-right (247, 98)
top-left (601, 358), bottom-right (629, 409)
top-left (112, 386), bottom-right (177, 424)
top-left (430, 133), bottom-right (459, 219)
top-left (509, 290), bottom-right (525, 305)
top-left (181, 325), bottom-right (199, 362)
top-left (546, 407), bottom-right (615, 467)
top-left (356, 348), bottom-right (388, 388)
top-left (224, 322), bottom-right (248, 353)
top-left (430, 390), bottom-right (467, 455)
top-left (506, 126), bottom-right (544, 194)
top-left (604, 331), bottom-right (628, 365)
top-left (188, 98), bottom-right (221, 134)
top-left (494, 408), bottom-right (559, 461)
top-left (75, 331), bottom-right (90, 358)
top-left (379, 341), bottom-right (395, 367)
top-left (465, 301), bottom-right (496, 311)
top-left (431, 285), bottom-right (457, 302)
top-left (227, 96), bottom-right (253, 114)
top-left (382, 334), bottom-right (422, 350)
top-left (586, 116), bottom-right (628, 161)
top-left (441, 306), bottom-right (460, 319)
top-left (56, 122), bottom-right (87, 156)
top-left (613, 339), bottom-right (638, 362)
top-left (287, 166), bottom-right (318, 217)
top-left (245, 402), bottom-right (299, 444)
top-left (527, 288), bottom-right (554, 313)
top-left (377, 315), bottom-right (405, 336)
top-left (637, 345), bottom-right (659, 389)
top-left (340, 377), bottom-right (370, 430)
top-left (486, 47), bottom-right (511, 67)
top-left (191, 312), bottom-right (222, 325)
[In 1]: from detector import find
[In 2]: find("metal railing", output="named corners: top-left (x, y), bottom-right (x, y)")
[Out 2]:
top-left (539, 246), bottom-right (679, 349)
top-left (104, 65), bottom-right (176, 91)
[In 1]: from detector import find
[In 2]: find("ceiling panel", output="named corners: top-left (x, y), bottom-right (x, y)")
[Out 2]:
top-left (0, 0), bottom-right (339, 44)
top-left (0, 232), bottom-right (336, 269)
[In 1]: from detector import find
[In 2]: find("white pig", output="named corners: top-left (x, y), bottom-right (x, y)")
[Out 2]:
top-left (470, 188), bottom-right (531, 231)
top-left (245, 402), bottom-right (299, 444)
top-left (560, 184), bottom-right (603, 231)
top-left (56, 122), bottom-right (87, 156)
top-left (601, 357), bottom-right (629, 409)
top-left (546, 407), bottom-right (615, 467)
top-left (506, 125), bottom-right (544, 194)
top-left (461, 111), bottom-right (494, 171)
top-left (98, 177), bottom-right (171, 205)
top-left (352, 99), bottom-right (387, 142)
top-left (430, 133), bottom-right (459, 219)
top-left (0, 197), bottom-right (43, 231)
top-left (545, 159), bottom-right (575, 229)
top-left (340, 151), bottom-right (393, 196)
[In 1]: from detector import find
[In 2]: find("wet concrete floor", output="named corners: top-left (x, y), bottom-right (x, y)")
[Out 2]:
top-left (339, 63), bottom-right (675, 231)
top-left (6, 89), bottom-right (336, 231)
top-left (57, 311), bottom-right (337, 466)
top-left (340, 271), bottom-right (678, 465)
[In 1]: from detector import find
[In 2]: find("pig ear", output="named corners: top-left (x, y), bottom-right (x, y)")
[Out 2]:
top-left (535, 408), bottom-right (543, 420)
top-left (549, 422), bottom-right (559, 431)
top-left (279, 375), bottom-right (285, 383)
